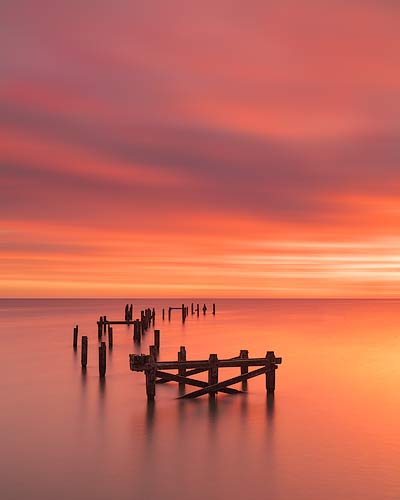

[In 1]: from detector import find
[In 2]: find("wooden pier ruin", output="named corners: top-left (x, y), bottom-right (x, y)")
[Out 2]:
top-left (130, 349), bottom-right (282, 400)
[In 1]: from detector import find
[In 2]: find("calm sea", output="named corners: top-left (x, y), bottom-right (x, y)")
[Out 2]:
top-left (1, 299), bottom-right (399, 500)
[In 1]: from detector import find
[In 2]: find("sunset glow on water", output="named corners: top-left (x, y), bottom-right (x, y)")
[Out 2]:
top-left (1, 299), bottom-right (400, 500)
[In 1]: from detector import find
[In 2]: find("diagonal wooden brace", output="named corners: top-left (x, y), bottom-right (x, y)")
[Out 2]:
top-left (179, 365), bottom-right (275, 399)
top-left (155, 370), bottom-right (242, 395)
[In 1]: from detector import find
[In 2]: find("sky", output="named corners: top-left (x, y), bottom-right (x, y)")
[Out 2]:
top-left (1, 0), bottom-right (400, 298)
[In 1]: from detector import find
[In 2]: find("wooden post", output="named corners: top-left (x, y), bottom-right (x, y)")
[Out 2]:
top-left (162, 308), bottom-right (165, 320)
top-left (103, 315), bottom-right (107, 333)
top-left (149, 344), bottom-right (157, 361)
top-left (191, 303), bottom-right (194, 315)
top-left (178, 346), bottom-right (186, 388)
top-left (168, 307), bottom-right (171, 321)
top-left (129, 304), bottom-right (133, 322)
top-left (154, 329), bottom-right (160, 350)
top-left (208, 354), bottom-right (218, 398)
top-left (145, 355), bottom-right (156, 400)
top-left (125, 304), bottom-right (128, 321)
top-left (73, 325), bottom-right (78, 349)
top-left (266, 351), bottom-right (276, 394)
top-left (108, 326), bottom-right (113, 349)
top-left (182, 304), bottom-right (185, 323)
top-left (98, 317), bottom-right (103, 338)
top-left (81, 336), bottom-right (88, 368)
top-left (133, 320), bottom-right (141, 343)
top-left (152, 308), bottom-right (155, 326)
top-left (197, 304), bottom-right (200, 317)
top-left (99, 342), bottom-right (106, 378)
top-left (240, 350), bottom-right (249, 375)
top-left (212, 303), bottom-right (216, 315)
top-left (203, 304), bottom-right (207, 315)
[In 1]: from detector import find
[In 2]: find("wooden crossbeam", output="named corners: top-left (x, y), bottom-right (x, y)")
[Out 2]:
top-left (156, 355), bottom-right (241, 385)
top-left (179, 366), bottom-right (275, 399)
top-left (155, 371), bottom-right (242, 395)
top-left (149, 357), bottom-right (282, 371)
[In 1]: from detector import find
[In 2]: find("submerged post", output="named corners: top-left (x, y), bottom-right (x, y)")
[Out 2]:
top-left (81, 336), bottom-right (88, 368)
top-left (99, 342), bottom-right (106, 378)
top-left (154, 329), bottom-right (160, 350)
top-left (266, 351), bottom-right (276, 394)
top-left (182, 304), bottom-right (186, 323)
top-left (162, 308), bottom-right (165, 320)
top-left (208, 354), bottom-right (218, 398)
top-left (98, 317), bottom-right (103, 338)
top-left (73, 325), bottom-right (78, 349)
top-left (178, 346), bottom-right (186, 387)
top-left (212, 303), bottom-right (216, 315)
top-left (145, 355), bottom-right (156, 401)
top-left (191, 303), bottom-right (194, 315)
top-left (240, 350), bottom-right (249, 375)
top-left (149, 344), bottom-right (157, 361)
top-left (133, 320), bottom-right (141, 343)
top-left (108, 326), bottom-right (113, 349)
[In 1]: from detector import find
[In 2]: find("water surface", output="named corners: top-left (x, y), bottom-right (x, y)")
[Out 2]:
top-left (1, 299), bottom-right (399, 500)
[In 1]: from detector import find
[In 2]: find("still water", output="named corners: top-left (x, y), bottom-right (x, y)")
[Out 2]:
top-left (1, 299), bottom-right (399, 500)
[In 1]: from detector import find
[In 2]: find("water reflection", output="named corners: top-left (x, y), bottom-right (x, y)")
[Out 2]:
top-left (266, 393), bottom-right (275, 420)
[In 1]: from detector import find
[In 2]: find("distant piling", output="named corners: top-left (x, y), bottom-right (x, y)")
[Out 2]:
top-left (154, 329), bottom-right (160, 350)
top-left (108, 326), bottom-right (113, 349)
top-left (73, 325), bottom-right (78, 349)
top-left (81, 336), bottom-right (88, 368)
top-left (99, 342), bottom-right (106, 378)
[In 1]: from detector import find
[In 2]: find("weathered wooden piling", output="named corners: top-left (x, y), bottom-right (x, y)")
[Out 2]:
top-left (240, 350), bottom-right (249, 374)
top-left (125, 304), bottom-right (129, 321)
top-left (182, 303), bottom-right (186, 323)
top-left (103, 316), bottom-right (107, 333)
top-left (152, 308), bottom-right (155, 325)
top-left (98, 317), bottom-right (103, 338)
top-left (130, 351), bottom-right (282, 400)
top-left (81, 336), bottom-right (88, 368)
top-left (212, 303), bottom-right (216, 315)
top-left (208, 354), bottom-right (218, 398)
top-left (203, 304), bottom-right (207, 315)
top-left (133, 320), bottom-right (141, 343)
top-left (145, 355), bottom-right (156, 400)
top-left (266, 351), bottom-right (276, 394)
top-left (129, 304), bottom-right (133, 321)
top-left (99, 342), bottom-right (106, 378)
top-left (162, 308), bottom-right (165, 320)
top-left (108, 326), bottom-right (113, 349)
top-left (197, 304), bottom-right (200, 316)
top-left (240, 349), bottom-right (248, 389)
top-left (73, 325), bottom-right (78, 349)
top-left (149, 344), bottom-right (158, 361)
top-left (168, 307), bottom-right (171, 321)
top-left (191, 303), bottom-right (194, 315)
top-left (154, 329), bottom-right (160, 350)
top-left (178, 346), bottom-right (186, 387)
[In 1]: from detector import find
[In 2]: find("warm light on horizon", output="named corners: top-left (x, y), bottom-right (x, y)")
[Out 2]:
top-left (1, 1), bottom-right (400, 298)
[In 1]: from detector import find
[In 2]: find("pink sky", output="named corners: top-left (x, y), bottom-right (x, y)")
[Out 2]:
top-left (1, 1), bottom-right (400, 297)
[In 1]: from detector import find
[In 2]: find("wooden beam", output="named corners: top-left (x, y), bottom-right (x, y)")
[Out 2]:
top-left (156, 355), bottom-right (242, 384)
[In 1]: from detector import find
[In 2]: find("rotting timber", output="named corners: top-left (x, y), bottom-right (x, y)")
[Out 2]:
top-left (129, 349), bottom-right (282, 400)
